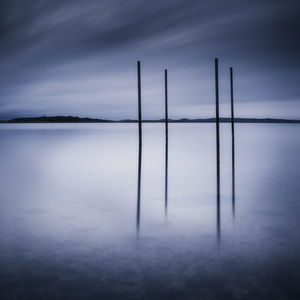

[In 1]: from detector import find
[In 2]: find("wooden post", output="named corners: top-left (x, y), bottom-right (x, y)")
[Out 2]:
top-left (137, 61), bottom-right (142, 146)
top-left (230, 67), bottom-right (235, 218)
top-left (136, 61), bottom-right (142, 237)
top-left (215, 58), bottom-right (220, 192)
top-left (215, 58), bottom-right (221, 240)
top-left (165, 69), bottom-right (168, 143)
top-left (164, 69), bottom-right (168, 217)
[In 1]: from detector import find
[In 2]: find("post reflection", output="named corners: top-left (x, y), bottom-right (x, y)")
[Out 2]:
top-left (165, 128), bottom-right (168, 218)
top-left (232, 137), bottom-right (235, 219)
top-left (136, 140), bottom-right (142, 237)
top-left (216, 169), bottom-right (221, 241)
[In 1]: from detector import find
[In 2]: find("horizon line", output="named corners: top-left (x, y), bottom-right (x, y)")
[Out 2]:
top-left (1, 116), bottom-right (300, 123)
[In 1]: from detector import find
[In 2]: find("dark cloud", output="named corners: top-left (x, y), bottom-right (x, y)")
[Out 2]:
top-left (0, 0), bottom-right (299, 120)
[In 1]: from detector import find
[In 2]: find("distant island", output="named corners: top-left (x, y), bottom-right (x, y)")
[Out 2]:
top-left (1, 116), bottom-right (299, 123)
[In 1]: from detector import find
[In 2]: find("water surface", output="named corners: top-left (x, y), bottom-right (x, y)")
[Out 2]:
top-left (0, 123), bottom-right (299, 299)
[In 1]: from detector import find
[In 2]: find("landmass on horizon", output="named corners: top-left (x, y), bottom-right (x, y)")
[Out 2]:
top-left (1, 116), bottom-right (299, 123)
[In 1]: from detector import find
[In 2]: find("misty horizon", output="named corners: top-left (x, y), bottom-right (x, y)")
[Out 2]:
top-left (2, 114), bottom-right (300, 122)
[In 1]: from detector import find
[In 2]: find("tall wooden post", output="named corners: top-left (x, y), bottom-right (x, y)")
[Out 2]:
top-left (137, 61), bottom-right (142, 146)
top-left (230, 67), bottom-right (235, 217)
top-left (165, 69), bottom-right (168, 144)
top-left (164, 69), bottom-right (168, 217)
top-left (215, 58), bottom-right (221, 239)
top-left (136, 61), bottom-right (142, 237)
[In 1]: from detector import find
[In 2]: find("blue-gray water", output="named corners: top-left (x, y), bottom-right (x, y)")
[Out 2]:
top-left (0, 123), bottom-right (299, 300)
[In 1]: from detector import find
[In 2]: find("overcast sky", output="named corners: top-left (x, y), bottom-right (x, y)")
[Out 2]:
top-left (0, 0), bottom-right (299, 120)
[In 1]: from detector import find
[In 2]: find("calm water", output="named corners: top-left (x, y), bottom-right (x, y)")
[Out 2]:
top-left (0, 123), bottom-right (299, 299)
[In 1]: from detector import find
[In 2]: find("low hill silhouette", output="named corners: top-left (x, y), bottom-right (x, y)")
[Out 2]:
top-left (1, 116), bottom-right (299, 123)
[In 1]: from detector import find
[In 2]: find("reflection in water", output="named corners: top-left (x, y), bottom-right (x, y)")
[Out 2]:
top-left (1, 124), bottom-right (300, 299)
top-left (165, 134), bottom-right (168, 218)
top-left (232, 150), bottom-right (235, 219)
top-left (215, 58), bottom-right (221, 241)
top-left (164, 69), bottom-right (169, 218)
top-left (216, 192), bottom-right (220, 241)
top-left (136, 140), bottom-right (142, 236)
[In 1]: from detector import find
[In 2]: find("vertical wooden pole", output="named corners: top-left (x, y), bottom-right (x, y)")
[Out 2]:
top-left (215, 58), bottom-right (220, 190)
top-left (165, 69), bottom-right (168, 143)
top-left (136, 61), bottom-right (142, 237)
top-left (215, 58), bottom-right (221, 239)
top-left (230, 67), bottom-right (235, 218)
top-left (164, 69), bottom-right (168, 217)
top-left (137, 61), bottom-right (142, 146)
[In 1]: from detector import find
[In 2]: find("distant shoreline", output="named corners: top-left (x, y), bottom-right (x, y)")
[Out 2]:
top-left (1, 116), bottom-right (300, 124)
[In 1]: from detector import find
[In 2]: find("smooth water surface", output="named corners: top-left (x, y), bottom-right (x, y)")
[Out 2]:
top-left (0, 123), bottom-right (300, 299)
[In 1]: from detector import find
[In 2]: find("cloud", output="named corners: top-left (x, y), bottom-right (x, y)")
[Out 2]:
top-left (0, 0), bottom-right (299, 119)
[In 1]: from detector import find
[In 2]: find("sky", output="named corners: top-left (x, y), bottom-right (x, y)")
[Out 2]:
top-left (0, 0), bottom-right (299, 120)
